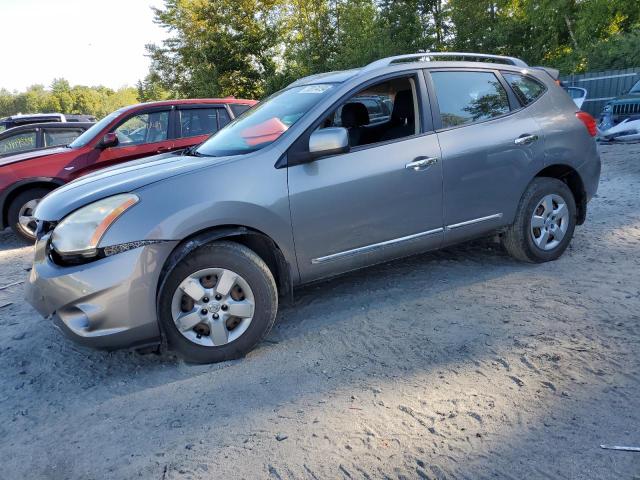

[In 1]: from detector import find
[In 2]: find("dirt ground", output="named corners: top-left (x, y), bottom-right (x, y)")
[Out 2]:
top-left (1, 144), bottom-right (639, 480)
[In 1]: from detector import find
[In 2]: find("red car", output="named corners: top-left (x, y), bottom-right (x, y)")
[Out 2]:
top-left (0, 98), bottom-right (256, 241)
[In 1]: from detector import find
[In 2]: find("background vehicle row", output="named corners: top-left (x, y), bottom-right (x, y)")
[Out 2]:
top-left (0, 98), bottom-right (256, 241)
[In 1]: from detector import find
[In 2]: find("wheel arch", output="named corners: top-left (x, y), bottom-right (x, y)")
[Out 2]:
top-left (0, 177), bottom-right (63, 229)
top-left (156, 225), bottom-right (294, 309)
top-left (534, 164), bottom-right (587, 225)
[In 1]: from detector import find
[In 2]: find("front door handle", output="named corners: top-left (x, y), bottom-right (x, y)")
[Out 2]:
top-left (405, 156), bottom-right (438, 171)
top-left (514, 134), bottom-right (539, 145)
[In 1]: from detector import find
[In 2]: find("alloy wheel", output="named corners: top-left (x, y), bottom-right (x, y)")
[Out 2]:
top-left (17, 199), bottom-right (40, 239)
top-left (530, 193), bottom-right (569, 251)
top-left (170, 268), bottom-right (255, 347)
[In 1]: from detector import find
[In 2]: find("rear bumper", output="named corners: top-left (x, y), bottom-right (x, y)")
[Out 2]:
top-left (577, 148), bottom-right (601, 203)
top-left (25, 234), bottom-right (178, 349)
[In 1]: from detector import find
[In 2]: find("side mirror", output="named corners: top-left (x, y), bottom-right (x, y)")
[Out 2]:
top-left (308, 127), bottom-right (349, 159)
top-left (100, 132), bottom-right (119, 149)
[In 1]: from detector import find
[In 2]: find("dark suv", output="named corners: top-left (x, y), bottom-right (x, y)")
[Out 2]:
top-left (0, 122), bottom-right (94, 158)
top-left (0, 113), bottom-right (95, 132)
top-left (1, 98), bottom-right (255, 241)
top-left (601, 77), bottom-right (640, 125)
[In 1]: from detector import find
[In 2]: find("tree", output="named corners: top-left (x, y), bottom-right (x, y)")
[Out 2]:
top-left (137, 72), bottom-right (170, 102)
top-left (51, 78), bottom-right (74, 113)
top-left (333, 0), bottom-right (380, 70)
top-left (147, 0), bottom-right (283, 99)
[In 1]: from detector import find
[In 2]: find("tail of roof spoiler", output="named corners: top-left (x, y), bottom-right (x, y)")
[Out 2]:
top-left (532, 66), bottom-right (560, 81)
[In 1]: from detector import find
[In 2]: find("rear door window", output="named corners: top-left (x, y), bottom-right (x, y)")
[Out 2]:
top-left (503, 73), bottom-right (546, 105)
top-left (178, 108), bottom-right (219, 138)
top-left (0, 131), bottom-right (37, 154)
top-left (431, 71), bottom-right (511, 128)
top-left (43, 128), bottom-right (84, 147)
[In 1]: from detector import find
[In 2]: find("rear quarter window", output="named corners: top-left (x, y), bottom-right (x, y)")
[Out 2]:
top-left (503, 73), bottom-right (546, 106)
top-left (229, 104), bottom-right (253, 117)
top-left (0, 131), bottom-right (37, 154)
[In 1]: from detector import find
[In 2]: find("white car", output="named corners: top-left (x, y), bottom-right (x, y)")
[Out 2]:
top-left (564, 86), bottom-right (588, 109)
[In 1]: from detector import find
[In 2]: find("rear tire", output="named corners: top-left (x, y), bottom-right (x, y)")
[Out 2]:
top-left (158, 241), bottom-right (278, 364)
top-left (8, 188), bottom-right (52, 243)
top-left (502, 177), bottom-right (576, 263)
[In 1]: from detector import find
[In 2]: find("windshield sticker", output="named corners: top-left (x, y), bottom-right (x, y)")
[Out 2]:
top-left (299, 85), bottom-right (333, 94)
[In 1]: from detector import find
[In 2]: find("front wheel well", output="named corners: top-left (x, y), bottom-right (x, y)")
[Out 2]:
top-left (157, 226), bottom-right (293, 304)
top-left (2, 181), bottom-right (59, 227)
top-left (535, 165), bottom-right (587, 225)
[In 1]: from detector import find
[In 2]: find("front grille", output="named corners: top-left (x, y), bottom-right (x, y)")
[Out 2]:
top-left (613, 103), bottom-right (640, 115)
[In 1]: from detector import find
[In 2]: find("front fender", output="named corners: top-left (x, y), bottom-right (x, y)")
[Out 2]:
top-left (98, 152), bottom-right (298, 280)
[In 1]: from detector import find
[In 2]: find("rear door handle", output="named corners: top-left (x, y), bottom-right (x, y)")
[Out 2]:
top-left (156, 146), bottom-right (172, 153)
top-left (405, 156), bottom-right (438, 171)
top-left (514, 134), bottom-right (539, 145)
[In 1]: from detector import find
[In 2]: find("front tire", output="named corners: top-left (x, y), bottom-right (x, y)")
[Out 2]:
top-left (503, 177), bottom-right (577, 263)
top-left (158, 241), bottom-right (278, 363)
top-left (8, 188), bottom-right (52, 243)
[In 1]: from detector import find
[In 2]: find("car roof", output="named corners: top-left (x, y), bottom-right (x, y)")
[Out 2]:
top-left (293, 61), bottom-right (534, 87)
top-left (1, 113), bottom-right (65, 121)
top-left (290, 52), bottom-right (557, 88)
top-left (0, 122), bottom-right (94, 136)
top-left (122, 98), bottom-right (257, 111)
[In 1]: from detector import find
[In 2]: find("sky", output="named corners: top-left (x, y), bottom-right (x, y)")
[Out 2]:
top-left (0, 0), bottom-right (167, 92)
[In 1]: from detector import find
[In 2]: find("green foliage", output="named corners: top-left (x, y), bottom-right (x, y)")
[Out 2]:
top-left (448, 0), bottom-right (640, 73)
top-left (2, 0), bottom-right (639, 119)
top-left (145, 0), bottom-right (639, 96)
top-left (147, 0), bottom-right (282, 99)
top-left (0, 80), bottom-right (140, 119)
top-left (333, 0), bottom-right (381, 70)
top-left (137, 72), bottom-right (171, 103)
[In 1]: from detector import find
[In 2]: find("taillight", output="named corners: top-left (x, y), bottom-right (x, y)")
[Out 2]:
top-left (576, 111), bottom-right (597, 137)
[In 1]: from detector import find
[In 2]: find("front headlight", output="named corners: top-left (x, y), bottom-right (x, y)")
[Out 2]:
top-left (51, 194), bottom-right (138, 257)
top-left (603, 103), bottom-right (613, 113)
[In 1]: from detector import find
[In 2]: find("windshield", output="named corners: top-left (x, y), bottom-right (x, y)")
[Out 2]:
top-left (68, 109), bottom-right (123, 148)
top-left (195, 84), bottom-right (336, 157)
top-left (630, 80), bottom-right (640, 94)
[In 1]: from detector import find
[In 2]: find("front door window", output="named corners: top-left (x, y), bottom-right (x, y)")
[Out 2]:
top-left (114, 111), bottom-right (169, 145)
top-left (319, 76), bottom-right (420, 147)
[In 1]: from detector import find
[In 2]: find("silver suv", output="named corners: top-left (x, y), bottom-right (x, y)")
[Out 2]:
top-left (26, 53), bottom-right (601, 363)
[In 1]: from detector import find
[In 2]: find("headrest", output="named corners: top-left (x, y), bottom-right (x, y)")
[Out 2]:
top-left (341, 102), bottom-right (370, 128)
top-left (392, 90), bottom-right (414, 122)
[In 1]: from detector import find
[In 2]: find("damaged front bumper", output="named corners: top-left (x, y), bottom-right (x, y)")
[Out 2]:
top-left (25, 234), bottom-right (178, 349)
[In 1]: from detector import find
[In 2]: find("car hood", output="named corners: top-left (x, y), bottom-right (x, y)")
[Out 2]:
top-left (35, 152), bottom-right (224, 221)
top-left (0, 146), bottom-right (69, 167)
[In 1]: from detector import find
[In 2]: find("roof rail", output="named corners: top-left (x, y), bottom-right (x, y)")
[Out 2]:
top-left (363, 52), bottom-right (528, 71)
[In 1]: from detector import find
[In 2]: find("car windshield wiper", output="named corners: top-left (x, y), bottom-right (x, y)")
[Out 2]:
top-left (183, 146), bottom-right (214, 157)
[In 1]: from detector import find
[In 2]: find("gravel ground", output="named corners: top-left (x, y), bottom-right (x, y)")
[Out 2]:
top-left (1, 144), bottom-right (639, 480)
